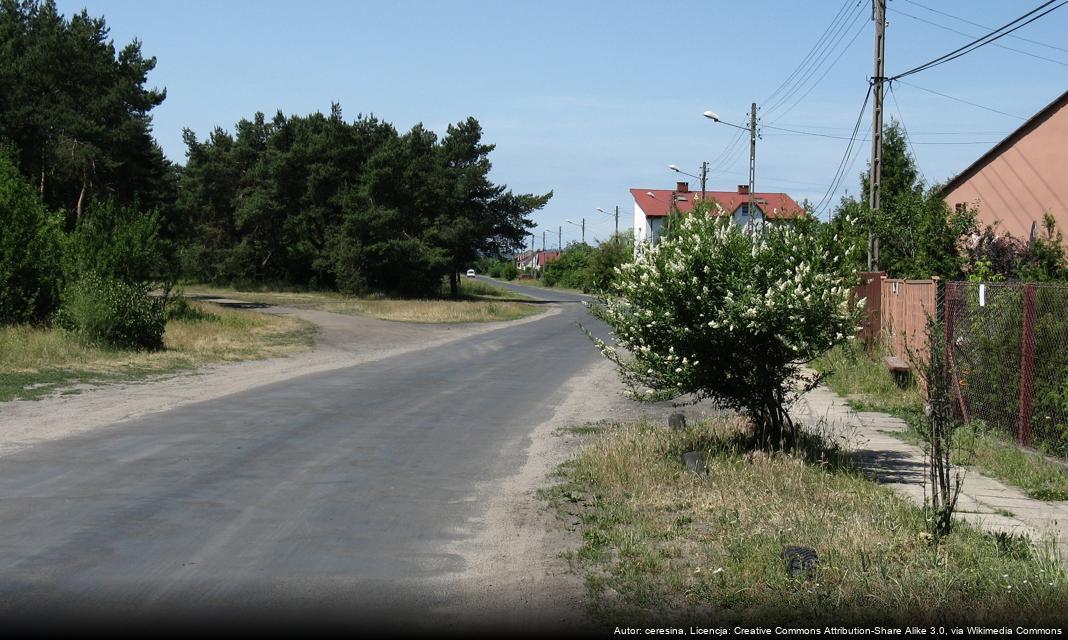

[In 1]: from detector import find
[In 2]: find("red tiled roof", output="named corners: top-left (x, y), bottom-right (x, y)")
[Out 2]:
top-left (630, 188), bottom-right (804, 219)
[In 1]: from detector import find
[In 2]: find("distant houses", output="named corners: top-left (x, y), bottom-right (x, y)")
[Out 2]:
top-left (942, 89), bottom-right (1068, 240)
top-left (513, 249), bottom-right (560, 271)
top-left (630, 182), bottom-right (805, 245)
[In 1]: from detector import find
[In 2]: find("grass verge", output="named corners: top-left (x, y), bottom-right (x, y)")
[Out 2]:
top-left (812, 342), bottom-right (1068, 501)
top-left (183, 278), bottom-right (542, 323)
top-left (543, 417), bottom-right (1068, 626)
top-left (0, 301), bottom-right (314, 402)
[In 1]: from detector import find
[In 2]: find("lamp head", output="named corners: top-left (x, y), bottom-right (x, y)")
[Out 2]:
top-left (703, 110), bottom-right (720, 122)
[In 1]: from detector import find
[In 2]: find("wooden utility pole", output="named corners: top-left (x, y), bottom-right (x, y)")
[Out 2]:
top-left (748, 102), bottom-right (757, 218)
top-left (700, 161), bottom-right (708, 201)
top-left (869, 0), bottom-right (886, 271)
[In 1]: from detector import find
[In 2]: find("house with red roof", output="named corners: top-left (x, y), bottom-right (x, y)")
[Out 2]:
top-left (630, 181), bottom-right (805, 245)
top-left (513, 249), bottom-right (559, 271)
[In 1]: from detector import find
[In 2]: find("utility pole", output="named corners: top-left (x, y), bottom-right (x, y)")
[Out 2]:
top-left (558, 225), bottom-right (562, 251)
top-left (700, 161), bottom-right (708, 201)
top-left (614, 205), bottom-right (619, 237)
top-left (748, 102), bottom-right (757, 220)
top-left (869, 0), bottom-right (886, 271)
top-left (581, 218), bottom-right (585, 245)
top-left (542, 230), bottom-right (546, 253)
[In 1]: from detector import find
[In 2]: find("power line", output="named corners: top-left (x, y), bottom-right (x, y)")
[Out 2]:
top-left (889, 6), bottom-right (1068, 68)
top-left (768, 18), bottom-right (869, 123)
top-left (889, 0), bottom-right (1068, 81)
top-left (763, 1), bottom-right (867, 118)
top-left (814, 85), bottom-right (872, 215)
top-left (888, 83), bottom-right (926, 183)
top-left (760, 123), bottom-right (1001, 144)
top-left (768, 122), bottom-right (1008, 135)
top-left (761, 0), bottom-right (857, 107)
top-left (902, 0), bottom-right (1068, 55)
top-left (895, 80), bottom-right (1027, 120)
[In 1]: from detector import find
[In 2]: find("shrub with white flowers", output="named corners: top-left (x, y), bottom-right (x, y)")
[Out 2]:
top-left (587, 211), bottom-right (859, 446)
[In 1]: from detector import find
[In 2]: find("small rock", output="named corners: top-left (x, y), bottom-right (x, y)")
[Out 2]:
top-left (681, 451), bottom-right (706, 475)
top-left (782, 545), bottom-right (818, 578)
top-left (668, 413), bottom-right (687, 430)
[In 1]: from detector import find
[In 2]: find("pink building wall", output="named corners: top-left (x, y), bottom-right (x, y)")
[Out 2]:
top-left (943, 93), bottom-right (1068, 239)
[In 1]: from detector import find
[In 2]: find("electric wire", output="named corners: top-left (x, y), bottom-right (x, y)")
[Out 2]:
top-left (902, 0), bottom-right (1068, 55)
top-left (763, 1), bottom-right (867, 118)
top-left (895, 80), bottom-right (1027, 120)
top-left (761, 0), bottom-right (857, 107)
top-left (813, 85), bottom-right (872, 215)
top-left (889, 6), bottom-right (1068, 68)
top-left (889, 0), bottom-right (1068, 81)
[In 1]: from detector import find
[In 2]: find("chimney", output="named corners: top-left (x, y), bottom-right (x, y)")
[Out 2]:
top-left (737, 184), bottom-right (749, 195)
top-left (676, 181), bottom-right (689, 193)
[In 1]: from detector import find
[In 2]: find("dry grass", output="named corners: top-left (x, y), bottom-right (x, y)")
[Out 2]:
top-left (0, 301), bottom-right (313, 401)
top-left (183, 280), bottom-right (541, 324)
top-left (545, 418), bottom-right (1068, 626)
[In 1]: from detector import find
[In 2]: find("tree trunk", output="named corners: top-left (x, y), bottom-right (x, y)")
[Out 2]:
top-left (75, 169), bottom-right (87, 222)
top-left (449, 271), bottom-right (459, 298)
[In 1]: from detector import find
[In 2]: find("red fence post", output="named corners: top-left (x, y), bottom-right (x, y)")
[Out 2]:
top-left (1018, 284), bottom-right (1037, 447)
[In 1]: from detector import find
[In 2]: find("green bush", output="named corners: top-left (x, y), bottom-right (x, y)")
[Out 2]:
top-left (63, 200), bottom-right (171, 285)
top-left (57, 273), bottom-right (166, 350)
top-left (500, 261), bottom-right (518, 281)
top-left (542, 243), bottom-right (593, 289)
top-left (0, 152), bottom-right (63, 324)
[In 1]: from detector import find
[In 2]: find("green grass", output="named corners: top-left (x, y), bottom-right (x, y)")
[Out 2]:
top-left (812, 342), bottom-right (1068, 501)
top-left (0, 301), bottom-right (314, 402)
top-left (502, 276), bottom-right (587, 295)
top-left (183, 278), bottom-right (542, 323)
top-left (545, 417), bottom-right (1068, 626)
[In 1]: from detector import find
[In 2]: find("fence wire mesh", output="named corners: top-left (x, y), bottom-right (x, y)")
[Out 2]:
top-left (944, 281), bottom-right (1068, 454)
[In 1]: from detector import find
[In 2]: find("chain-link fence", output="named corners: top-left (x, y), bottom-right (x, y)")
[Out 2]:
top-left (945, 281), bottom-right (1068, 455)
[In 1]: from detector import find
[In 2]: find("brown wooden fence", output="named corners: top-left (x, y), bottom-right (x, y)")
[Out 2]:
top-left (854, 272), bottom-right (937, 362)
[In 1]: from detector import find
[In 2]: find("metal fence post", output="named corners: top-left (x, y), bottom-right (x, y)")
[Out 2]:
top-left (1018, 284), bottom-right (1037, 446)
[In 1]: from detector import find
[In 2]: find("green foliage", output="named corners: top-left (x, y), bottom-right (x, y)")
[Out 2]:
top-left (589, 214), bottom-right (858, 446)
top-left (539, 233), bottom-right (633, 292)
top-left (829, 121), bottom-right (977, 280)
top-left (542, 242), bottom-right (593, 289)
top-left (180, 110), bottom-right (550, 295)
top-left (62, 200), bottom-right (170, 285)
top-left (487, 259), bottom-right (518, 280)
top-left (0, 0), bottom-right (174, 225)
top-left (588, 231), bottom-right (634, 292)
top-left (953, 284), bottom-right (1068, 455)
top-left (57, 272), bottom-right (165, 350)
top-left (0, 150), bottom-right (62, 323)
top-left (1017, 213), bottom-right (1068, 282)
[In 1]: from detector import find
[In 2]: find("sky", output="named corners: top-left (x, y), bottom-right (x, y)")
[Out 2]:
top-left (56, 0), bottom-right (1068, 247)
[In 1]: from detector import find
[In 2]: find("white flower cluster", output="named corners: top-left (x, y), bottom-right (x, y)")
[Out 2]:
top-left (589, 214), bottom-right (859, 403)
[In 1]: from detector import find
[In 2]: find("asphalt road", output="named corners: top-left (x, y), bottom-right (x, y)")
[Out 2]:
top-left (0, 279), bottom-right (611, 633)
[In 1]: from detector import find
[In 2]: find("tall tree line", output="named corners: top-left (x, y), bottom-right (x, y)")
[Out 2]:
top-left (0, 0), bottom-right (175, 229)
top-left (179, 108), bottom-right (551, 295)
top-left (1, 0), bottom-right (551, 302)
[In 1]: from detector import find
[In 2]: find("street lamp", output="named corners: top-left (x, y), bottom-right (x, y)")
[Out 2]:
top-left (595, 206), bottom-right (619, 237)
top-left (565, 218), bottom-right (585, 244)
top-left (704, 104), bottom-right (758, 222)
top-left (668, 163), bottom-right (708, 200)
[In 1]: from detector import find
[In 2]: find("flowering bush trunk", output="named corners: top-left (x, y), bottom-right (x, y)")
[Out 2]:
top-left (588, 214), bottom-right (859, 447)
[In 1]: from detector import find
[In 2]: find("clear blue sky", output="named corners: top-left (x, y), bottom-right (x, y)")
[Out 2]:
top-left (57, 0), bottom-right (1068, 246)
